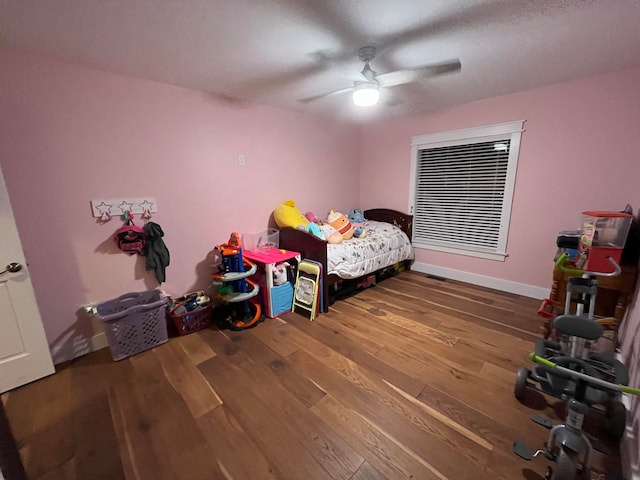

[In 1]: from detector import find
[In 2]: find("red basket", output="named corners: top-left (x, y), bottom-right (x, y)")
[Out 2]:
top-left (168, 304), bottom-right (213, 336)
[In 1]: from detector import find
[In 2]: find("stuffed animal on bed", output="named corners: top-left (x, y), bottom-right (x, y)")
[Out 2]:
top-left (305, 211), bottom-right (343, 243)
top-left (348, 209), bottom-right (366, 223)
top-left (273, 200), bottom-right (323, 239)
top-left (353, 226), bottom-right (366, 239)
top-left (319, 223), bottom-right (343, 244)
top-left (327, 210), bottom-right (355, 240)
top-left (304, 211), bottom-right (319, 224)
top-left (348, 209), bottom-right (367, 238)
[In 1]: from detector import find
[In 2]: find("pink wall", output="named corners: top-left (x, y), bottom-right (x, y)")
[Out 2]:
top-left (0, 52), bottom-right (359, 360)
top-left (359, 66), bottom-right (640, 289)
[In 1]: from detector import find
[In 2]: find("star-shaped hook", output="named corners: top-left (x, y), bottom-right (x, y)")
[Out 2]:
top-left (94, 202), bottom-right (112, 215)
top-left (118, 200), bottom-right (133, 213)
top-left (139, 200), bottom-right (154, 212)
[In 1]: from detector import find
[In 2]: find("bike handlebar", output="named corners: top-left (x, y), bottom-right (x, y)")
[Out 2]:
top-left (555, 253), bottom-right (622, 277)
top-left (555, 253), bottom-right (583, 276)
top-left (529, 353), bottom-right (640, 396)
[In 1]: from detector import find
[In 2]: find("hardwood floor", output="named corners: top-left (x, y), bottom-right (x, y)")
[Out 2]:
top-left (1, 271), bottom-right (621, 479)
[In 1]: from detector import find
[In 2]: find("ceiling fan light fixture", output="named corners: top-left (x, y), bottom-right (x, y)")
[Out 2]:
top-left (352, 82), bottom-right (380, 107)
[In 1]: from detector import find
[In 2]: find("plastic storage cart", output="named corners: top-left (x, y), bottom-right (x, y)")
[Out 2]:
top-left (95, 290), bottom-right (169, 361)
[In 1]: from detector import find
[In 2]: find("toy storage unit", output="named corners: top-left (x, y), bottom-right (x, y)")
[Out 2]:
top-left (243, 248), bottom-right (300, 318)
top-left (577, 211), bottom-right (633, 274)
top-left (95, 290), bottom-right (169, 361)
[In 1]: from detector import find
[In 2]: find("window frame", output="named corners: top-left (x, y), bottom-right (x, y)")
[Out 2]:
top-left (408, 120), bottom-right (524, 261)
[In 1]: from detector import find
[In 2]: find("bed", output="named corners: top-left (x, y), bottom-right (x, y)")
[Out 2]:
top-left (278, 208), bottom-right (413, 313)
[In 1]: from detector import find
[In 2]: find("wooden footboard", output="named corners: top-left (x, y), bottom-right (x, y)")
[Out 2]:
top-left (278, 208), bottom-right (413, 313)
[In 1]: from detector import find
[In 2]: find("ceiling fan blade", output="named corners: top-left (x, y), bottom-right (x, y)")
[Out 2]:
top-left (376, 59), bottom-right (461, 87)
top-left (297, 86), bottom-right (354, 104)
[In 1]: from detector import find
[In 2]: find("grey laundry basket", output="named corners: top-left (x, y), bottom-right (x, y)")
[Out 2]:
top-left (96, 290), bottom-right (169, 361)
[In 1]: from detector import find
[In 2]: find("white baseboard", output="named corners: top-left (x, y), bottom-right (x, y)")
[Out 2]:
top-left (50, 332), bottom-right (108, 365)
top-left (411, 262), bottom-right (550, 299)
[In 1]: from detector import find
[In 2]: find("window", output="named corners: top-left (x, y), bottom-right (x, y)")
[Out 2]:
top-left (408, 121), bottom-right (524, 261)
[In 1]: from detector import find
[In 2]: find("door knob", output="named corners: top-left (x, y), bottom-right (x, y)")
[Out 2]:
top-left (0, 262), bottom-right (22, 275)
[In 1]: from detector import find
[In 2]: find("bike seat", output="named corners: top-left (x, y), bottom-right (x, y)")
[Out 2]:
top-left (553, 315), bottom-right (604, 340)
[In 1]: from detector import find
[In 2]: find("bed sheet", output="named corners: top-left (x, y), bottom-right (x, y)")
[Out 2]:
top-left (326, 220), bottom-right (413, 279)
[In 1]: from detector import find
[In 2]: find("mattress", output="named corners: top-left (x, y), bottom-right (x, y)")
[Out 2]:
top-left (326, 220), bottom-right (414, 279)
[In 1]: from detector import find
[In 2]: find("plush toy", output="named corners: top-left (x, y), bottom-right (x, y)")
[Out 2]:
top-left (307, 223), bottom-right (323, 239)
top-left (274, 200), bottom-right (309, 229)
top-left (273, 262), bottom-right (289, 286)
top-left (348, 209), bottom-right (367, 238)
top-left (327, 210), bottom-right (354, 240)
top-left (348, 209), bottom-right (366, 224)
top-left (305, 211), bottom-right (320, 224)
top-left (304, 210), bottom-right (342, 243)
top-left (353, 226), bottom-right (367, 239)
top-left (319, 223), bottom-right (343, 244)
top-left (273, 200), bottom-right (323, 239)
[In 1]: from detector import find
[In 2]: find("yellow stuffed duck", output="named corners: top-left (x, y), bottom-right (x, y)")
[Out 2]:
top-left (273, 200), bottom-right (323, 239)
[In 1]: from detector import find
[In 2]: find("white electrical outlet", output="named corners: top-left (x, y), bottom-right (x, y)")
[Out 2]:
top-left (238, 154), bottom-right (245, 166)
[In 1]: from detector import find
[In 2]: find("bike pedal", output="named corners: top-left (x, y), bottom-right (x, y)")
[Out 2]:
top-left (512, 441), bottom-right (534, 461)
top-left (530, 414), bottom-right (553, 429)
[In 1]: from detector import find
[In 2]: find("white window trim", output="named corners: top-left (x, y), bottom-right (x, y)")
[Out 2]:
top-left (408, 120), bottom-right (525, 261)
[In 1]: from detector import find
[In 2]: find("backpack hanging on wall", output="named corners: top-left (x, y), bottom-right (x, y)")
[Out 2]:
top-left (114, 220), bottom-right (147, 255)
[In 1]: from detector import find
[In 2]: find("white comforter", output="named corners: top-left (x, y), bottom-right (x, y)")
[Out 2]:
top-left (326, 220), bottom-right (413, 279)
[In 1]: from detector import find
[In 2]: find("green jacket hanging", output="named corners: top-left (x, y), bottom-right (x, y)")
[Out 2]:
top-left (143, 222), bottom-right (170, 284)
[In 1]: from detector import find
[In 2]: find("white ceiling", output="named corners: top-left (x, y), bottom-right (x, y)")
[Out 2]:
top-left (2, 0), bottom-right (640, 122)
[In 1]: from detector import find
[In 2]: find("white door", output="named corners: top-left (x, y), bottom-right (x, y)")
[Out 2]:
top-left (0, 166), bottom-right (54, 393)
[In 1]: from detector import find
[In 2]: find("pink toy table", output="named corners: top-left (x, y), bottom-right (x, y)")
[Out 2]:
top-left (243, 248), bottom-right (301, 318)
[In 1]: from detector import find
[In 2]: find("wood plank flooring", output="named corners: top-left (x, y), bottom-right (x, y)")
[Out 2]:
top-left (1, 271), bottom-right (621, 479)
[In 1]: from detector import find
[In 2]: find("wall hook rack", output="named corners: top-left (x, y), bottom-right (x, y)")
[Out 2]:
top-left (90, 197), bottom-right (158, 218)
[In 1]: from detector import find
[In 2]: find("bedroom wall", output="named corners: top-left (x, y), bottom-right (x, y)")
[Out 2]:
top-left (0, 51), bottom-right (360, 362)
top-left (359, 65), bottom-right (640, 293)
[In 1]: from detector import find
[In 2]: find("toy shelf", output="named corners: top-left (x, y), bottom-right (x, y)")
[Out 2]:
top-left (212, 263), bottom-right (257, 282)
top-left (224, 287), bottom-right (260, 303)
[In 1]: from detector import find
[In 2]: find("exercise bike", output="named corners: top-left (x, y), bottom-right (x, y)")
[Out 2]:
top-left (513, 352), bottom-right (640, 480)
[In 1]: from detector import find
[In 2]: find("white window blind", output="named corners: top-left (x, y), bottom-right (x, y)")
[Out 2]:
top-left (409, 121), bottom-right (523, 261)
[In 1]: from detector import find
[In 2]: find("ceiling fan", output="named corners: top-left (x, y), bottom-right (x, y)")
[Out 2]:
top-left (298, 46), bottom-right (462, 106)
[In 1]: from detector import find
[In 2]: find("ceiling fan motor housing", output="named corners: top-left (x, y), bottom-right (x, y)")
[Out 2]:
top-left (358, 46), bottom-right (377, 63)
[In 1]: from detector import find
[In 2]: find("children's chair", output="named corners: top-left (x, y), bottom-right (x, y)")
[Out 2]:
top-left (293, 261), bottom-right (321, 320)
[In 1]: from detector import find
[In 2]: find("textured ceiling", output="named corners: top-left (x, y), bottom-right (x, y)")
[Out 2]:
top-left (2, 0), bottom-right (640, 122)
